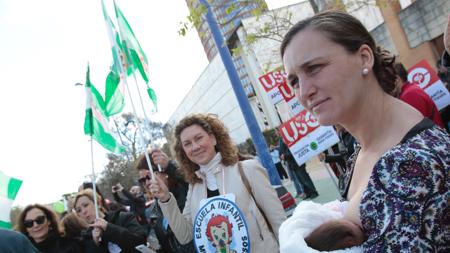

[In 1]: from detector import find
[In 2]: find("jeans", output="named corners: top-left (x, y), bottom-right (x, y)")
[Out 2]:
top-left (292, 164), bottom-right (318, 196)
top-left (285, 163), bottom-right (304, 195)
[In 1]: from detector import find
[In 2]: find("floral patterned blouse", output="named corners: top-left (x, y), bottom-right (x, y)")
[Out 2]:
top-left (341, 119), bottom-right (450, 252)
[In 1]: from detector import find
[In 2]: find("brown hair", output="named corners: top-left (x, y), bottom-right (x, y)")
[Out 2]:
top-left (173, 114), bottom-right (239, 184)
top-left (60, 212), bottom-right (89, 239)
top-left (16, 204), bottom-right (62, 238)
top-left (73, 189), bottom-right (107, 215)
top-left (305, 219), bottom-right (365, 251)
top-left (280, 10), bottom-right (396, 95)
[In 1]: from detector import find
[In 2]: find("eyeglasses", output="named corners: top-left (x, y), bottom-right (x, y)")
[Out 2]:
top-left (138, 175), bottom-right (151, 185)
top-left (24, 215), bottom-right (46, 228)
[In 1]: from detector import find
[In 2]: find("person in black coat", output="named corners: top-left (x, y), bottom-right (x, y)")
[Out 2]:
top-left (279, 138), bottom-right (319, 199)
top-left (16, 204), bottom-right (82, 253)
top-left (112, 183), bottom-right (148, 225)
top-left (73, 189), bottom-right (147, 253)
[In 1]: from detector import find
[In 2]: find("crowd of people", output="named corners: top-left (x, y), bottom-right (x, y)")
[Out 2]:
top-left (1, 10), bottom-right (449, 253)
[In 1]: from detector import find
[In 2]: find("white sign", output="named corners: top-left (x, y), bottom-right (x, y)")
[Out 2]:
top-left (194, 196), bottom-right (250, 253)
top-left (279, 110), bottom-right (339, 166)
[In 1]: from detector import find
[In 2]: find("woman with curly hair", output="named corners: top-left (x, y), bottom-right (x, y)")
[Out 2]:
top-left (16, 204), bottom-right (82, 253)
top-left (280, 10), bottom-right (450, 252)
top-left (149, 113), bottom-right (286, 252)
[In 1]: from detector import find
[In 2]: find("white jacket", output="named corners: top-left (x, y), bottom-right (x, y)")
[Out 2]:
top-left (159, 159), bottom-right (287, 253)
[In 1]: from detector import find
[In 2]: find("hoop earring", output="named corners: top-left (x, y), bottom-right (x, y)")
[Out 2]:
top-left (362, 68), bottom-right (369, 75)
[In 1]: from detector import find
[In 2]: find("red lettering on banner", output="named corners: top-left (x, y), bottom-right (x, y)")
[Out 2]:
top-left (278, 81), bottom-right (295, 101)
top-left (258, 70), bottom-right (287, 92)
top-left (279, 110), bottom-right (320, 147)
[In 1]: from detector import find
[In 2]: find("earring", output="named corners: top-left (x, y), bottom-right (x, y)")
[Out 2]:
top-left (362, 68), bottom-right (369, 75)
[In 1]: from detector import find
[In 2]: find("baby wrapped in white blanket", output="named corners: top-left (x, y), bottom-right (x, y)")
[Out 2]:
top-left (279, 200), bottom-right (364, 253)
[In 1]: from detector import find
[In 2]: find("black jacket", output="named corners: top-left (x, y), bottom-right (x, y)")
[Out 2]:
top-left (278, 138), bottom-right (305, 170)
top-left (83, 210), bottom-right (147, 253)
top-left (33, 232), bottom-right (82, 253)
top-left (113, 190), bottom-right (148, 225)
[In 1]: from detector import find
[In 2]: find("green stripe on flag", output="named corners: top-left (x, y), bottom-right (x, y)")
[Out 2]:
top-left (0, 172), bottom-right (22, 229)
top-left (8, 177), bottom-right (22, 200)
top-left (0, 220), bottom-right (11, 229)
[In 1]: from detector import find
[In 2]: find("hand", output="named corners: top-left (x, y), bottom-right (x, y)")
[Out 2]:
top-left (151, 149), bottom-right (170, 170)
top-left (445, 14), bottom-right (450, 53)
top-left (318, 153), bottom-right (325, 162)
top-left (116, 183), bottom-right (124, 192)
top-left (90, 218), bottom-right (108, 231)
top-left (92, 227), bottom-right (103, 245)
top-left (149, 173), bottom-right (171, 202)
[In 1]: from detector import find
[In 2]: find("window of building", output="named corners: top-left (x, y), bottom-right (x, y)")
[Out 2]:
top-left (399, 0), bottom-right (412, 9)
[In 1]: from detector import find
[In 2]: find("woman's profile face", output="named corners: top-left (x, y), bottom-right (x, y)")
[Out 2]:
top-left (24, 208), bottom-right (50, 243)
top-left (283, 28), bottom-right (365, 126)
top-left (180, 124), bottom-right (217, 166)
top-left (74, 196), bottom-right (96, 224)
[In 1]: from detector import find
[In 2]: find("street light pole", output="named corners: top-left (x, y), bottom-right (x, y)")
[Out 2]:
top-left (198, 0), bottom-right (281, 185)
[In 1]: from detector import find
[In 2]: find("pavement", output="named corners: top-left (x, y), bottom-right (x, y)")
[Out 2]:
top-left (281, 157), bottom-right (341, 205)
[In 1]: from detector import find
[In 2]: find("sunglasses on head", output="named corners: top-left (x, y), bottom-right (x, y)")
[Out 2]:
top-left (24, 215), bottom-right (46, 228)
top-left (138, 175), bottom-right (151, 185)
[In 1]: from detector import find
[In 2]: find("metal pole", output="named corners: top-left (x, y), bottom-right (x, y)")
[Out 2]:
top-left (199, 0), bottom-right (280, 185)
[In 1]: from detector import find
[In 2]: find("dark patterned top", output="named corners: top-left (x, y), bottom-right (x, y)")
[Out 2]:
top-left (343, 119), bottom-right (450, 252)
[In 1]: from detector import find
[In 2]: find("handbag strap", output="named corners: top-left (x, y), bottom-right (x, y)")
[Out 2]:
top-left (237, 162), bottom-right (274, 234)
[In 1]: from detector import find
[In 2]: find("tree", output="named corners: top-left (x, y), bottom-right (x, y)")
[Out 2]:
top-left (96, 112), bottom-right (165, 200)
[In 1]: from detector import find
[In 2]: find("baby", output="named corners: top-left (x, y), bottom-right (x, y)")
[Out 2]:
top-left (279, 200), bottom-right (364, 253)
top-left (305, 218), bottom-right (365, 251)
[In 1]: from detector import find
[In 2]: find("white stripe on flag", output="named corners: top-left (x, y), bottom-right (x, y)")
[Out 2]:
top-left (0, 197), bottom-right (13, 223)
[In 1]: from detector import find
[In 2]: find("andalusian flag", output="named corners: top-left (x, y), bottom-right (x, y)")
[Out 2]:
top-left (0, 171), bottom-right (22, 228)
top-left (113, 0), bottom-right (158, 110)
top-left (113, 0), bottom-right (148, 82)
top-left (84, 65), bottom-right (125, 154)
top-left (102, 0), bottom-right (125, 116)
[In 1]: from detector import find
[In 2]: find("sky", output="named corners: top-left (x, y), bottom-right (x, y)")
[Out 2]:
top-left (0, 0), bottom-right (301, 207)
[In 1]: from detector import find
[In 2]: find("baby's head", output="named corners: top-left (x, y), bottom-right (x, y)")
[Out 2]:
top-left (305, 219), bottom-right (365, 251)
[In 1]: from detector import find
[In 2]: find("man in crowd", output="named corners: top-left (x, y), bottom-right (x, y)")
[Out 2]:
top-left (112, 183), bottom-right (147, 225)
top-left (279, 138), bottom-right (319, 200)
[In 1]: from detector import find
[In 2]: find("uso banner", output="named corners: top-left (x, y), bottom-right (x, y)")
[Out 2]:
top-left (258, 70), bottom-right (287, 105)
top-left (279, 110), bottom-right (339, 166)
top-left (407, 59), bottom-right (450, 110)
top-left (194, 197), bottom-right (250, 253)
top-left (278, 80), bottom-right (304, 116)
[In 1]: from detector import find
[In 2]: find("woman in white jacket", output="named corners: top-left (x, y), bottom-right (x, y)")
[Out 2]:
top-left (149, 113), bottom-right (286, 253)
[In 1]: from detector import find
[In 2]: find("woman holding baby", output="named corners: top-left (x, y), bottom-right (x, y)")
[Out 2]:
top-left (279, 10), bottom-right (450, 252)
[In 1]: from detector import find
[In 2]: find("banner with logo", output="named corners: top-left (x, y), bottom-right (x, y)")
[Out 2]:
top-left (258, 70), bottom-right (287, 105)
top-left (279, 110), bottom-right (339, 166)
top-left (278, 81), bottom-right (304, 116)
top-left (194, 196), bottom-right (250, 253)
top-left (407, 59), bottom-right (450, 110)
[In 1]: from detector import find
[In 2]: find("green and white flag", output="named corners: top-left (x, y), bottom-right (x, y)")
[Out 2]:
top-left (102, 0), bottom-right (125, 117)
top-left (113, 0), bottom-right (158, 110)
top-left (0, 171), bottom-right (22, 229)
top-left (84, 65), bottom-right (125, 154)
top-left (113, 0), bottom-right (148, 83)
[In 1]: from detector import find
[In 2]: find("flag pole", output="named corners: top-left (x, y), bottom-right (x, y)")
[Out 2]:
top-left (112, 117), bottom-right (133, 167)
top-left (89, 122), bottom-right (100, 219)
top-left (130, 72), bottom-right (162, 172)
